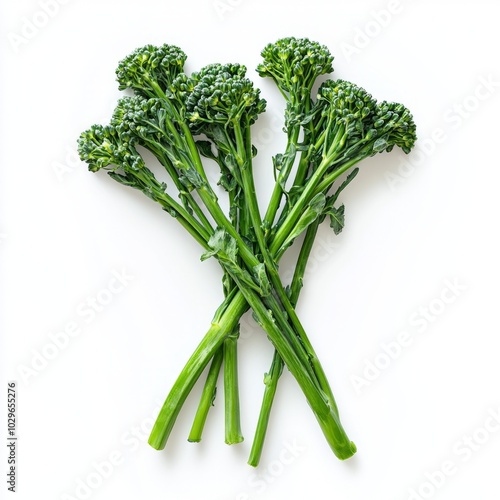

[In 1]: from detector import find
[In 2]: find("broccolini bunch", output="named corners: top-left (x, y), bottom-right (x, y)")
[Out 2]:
top-left (78, 37), bottom-right (416, 466)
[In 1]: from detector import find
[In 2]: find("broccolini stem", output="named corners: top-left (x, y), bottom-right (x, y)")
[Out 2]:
top-left (313, 155), bottom-right (365, 195)
top-left (153, 148), bottom-right (214, 235)
top-left (131, 169), bottom-right (212, 248)
top-left (223, 330), bottom-right (244, 444)
top-left (235, 121), bottom-right (341, 411)
top-left (148, 291), bottom-right (248, 450)
top-left (249, 219), bottom-right (322, 466)
top-left (188, 186), bottom-right (243, 444)
top-left (262, 123), bottom-right (301, 229)
top-left (234, 121), bottom-right (324, 390)
top-left (248, 349), bottom-right (282, 466)
top-left (270, 149), bottom-right (341, 255)
top-left (188, 348), bottom-right (223, 442)
top-left (222, 269), bottom-right (356, 460)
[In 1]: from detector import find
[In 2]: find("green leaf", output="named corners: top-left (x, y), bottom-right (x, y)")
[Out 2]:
top-left (162, 206), bottom-right (179, 218)
top-left (107, 171), bottom-right (136, 187)
top-left (224, 154), bottom-right (237, 175)
top-left (253, 263), bottom-right (271, 297)
top-left (287, 185), bottom-right (304, 206)
top-left (181, 168), bottom-right (205, 189)
top-left (328, 205), bottom-right (345, 235)
top-left (273, 154), bottom-right (284, 172)
top-left (219, 173), bottom-right (237, 192)
top-left (201, 228), bottom-right (238, 264)
top-left (323, 168), bottom-right (359, 216)
top-left (196, 140), bottom-right (217, 161)
top-left (200, 248), bottom-right (216, 261)
top-left (279, 193), bottom-right (326, 253)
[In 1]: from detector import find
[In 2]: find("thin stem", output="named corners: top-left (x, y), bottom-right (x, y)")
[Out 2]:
top-left (188, 349), bottom-right (223, 442)
top-left (154, 147), bottom-right (214, 235)
top-left (248, 220), bottom-right (321, 466)
top-left (224, 270), bottom-right (356, 460)
top-left (263, 123), bottom-right (301, 229)
top-left (248, 350), bottom-right (282, 466)
top-left (223, 330), bottom-right (243, 444)
top-left (148, 291), bottom-right (248, 450)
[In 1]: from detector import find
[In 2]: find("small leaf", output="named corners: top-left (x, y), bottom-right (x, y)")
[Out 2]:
top-left (301, 112), bottom-right (315, 125)
top-left (287, 185), bottom-right (304, 206)
top-left (224, 154), bottom-right (238, 175)
top-left (273, 154), bottom-right (284, 172)
top-left (253, 263), bottom-right (271, 297)
top-left (200, 248), bottom-right (217, 261)
top-left (218, 173), bottom-right (237, 192)
top-left (183, 168), bottom-right (205, 189)
top-left (107, 171), bottom-right (136, 187)
top-left (328, 205), bottom-right (345, 235)
top-left (326, 167), bottom-right (359, 210)
top-left (196, 140), bottom-right (217, 161)
top-left (279, 194), bottom-right (326, 252)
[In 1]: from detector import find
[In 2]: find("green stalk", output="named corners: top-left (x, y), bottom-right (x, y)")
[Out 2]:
top-left (237, 119), bottom-right (341, 409)
top-left (248, 220), bottom-right (321, 466)
top-left (247, 349), bottom-right (282, 466)
top-left (270, 147), bottom-right (343, 255)
top-left (130, 169), bottom-right (212, 249)
top-left (188, 348), bottom-right (223, 442)
top-left (223, 185), bottom-right (246, 445)
top-left (146, 89), bottom-right (356, 460)
top-left (263, 123), bottom-right (301, 229)
top-left (234, 121), bottom-right (318, 374)
top-left (147, 182), bottom-right (355, 458)
top-left (154, 148), bottom-right (214, 236)
top-left (313, 155), bottom-right (366, 195)
top-left (223, 269), bottom-right (356, 460)
top-left (223, 329), bottom-right (243, 444)
top-left (188, 179), bottom-right (248, 444)
top-left (148, 291), bottom-right (248, 450)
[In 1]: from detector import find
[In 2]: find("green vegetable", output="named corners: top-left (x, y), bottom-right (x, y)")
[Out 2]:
top-left (77, 37), bottom-right (417, 466)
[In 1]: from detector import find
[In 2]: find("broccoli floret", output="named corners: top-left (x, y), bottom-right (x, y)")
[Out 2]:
top-left (179, 63), bottom-right (266, 196)
top-left (169, 73), bottom-right (196, 111)
top-left (111, 96), bottom-right (166, 144)
top-left (312, 79), bottom-right (416, 163)
top-left (257, 37), bottom-right (333, 103)
top-left (78, 122), bottom-right (174, 204)
top-left (186, 63), bottom-right (266, 133)
top-left (311, 79), bottom-right (378, 162)
top-left (77, 124), bottom-right (143, 172)
top-left (372, 101), bottom-right (417, 154)
top-left (116, 44), bottom-right (187, 99)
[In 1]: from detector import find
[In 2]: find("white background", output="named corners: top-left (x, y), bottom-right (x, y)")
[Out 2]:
top-left (1, 1), bottom-right (500, 499)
